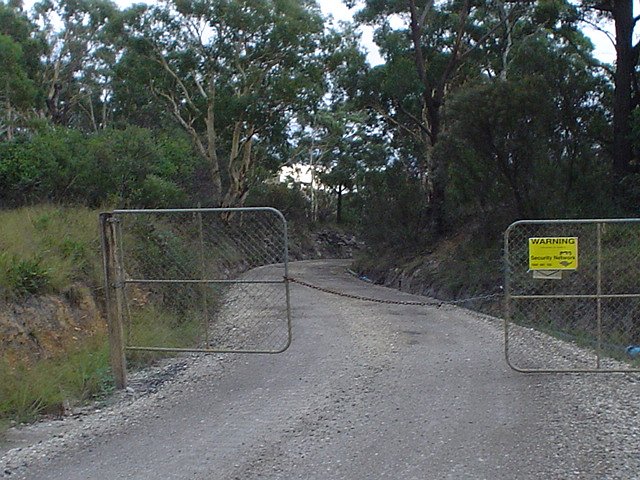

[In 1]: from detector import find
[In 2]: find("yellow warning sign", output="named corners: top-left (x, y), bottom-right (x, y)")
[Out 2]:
top-left (528, 237), bottom-right (578, 270)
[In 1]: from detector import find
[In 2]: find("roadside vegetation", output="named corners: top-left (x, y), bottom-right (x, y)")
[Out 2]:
top-left (2, 0), bottom-right (640, 428)
top-left (0, 206), bottom-right (211, 430)
top-left (0, 335), bottom-right (111, 428)
top-left (0, 206), bottom-right (101, 298)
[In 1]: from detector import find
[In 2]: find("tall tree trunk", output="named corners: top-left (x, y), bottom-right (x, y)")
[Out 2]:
top-left (222, 123), bottom-right (255, 208)
top-left (409, 0), bottom-right (448, 236)
top-left (5, 98), bottom-right (14, 141)
top-left (206, 80), bottom-right (222, 206)
top-left (612, 0), bottom-right (635, 176)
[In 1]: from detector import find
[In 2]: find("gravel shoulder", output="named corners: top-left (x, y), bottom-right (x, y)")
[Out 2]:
top-left (1, 259), bottom-right (639, 479)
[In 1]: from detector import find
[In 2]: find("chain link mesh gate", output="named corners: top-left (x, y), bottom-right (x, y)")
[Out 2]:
top-left (100, 208), bottom-right (291, 387)
top-left (504, 219), bottom-right (640, 373)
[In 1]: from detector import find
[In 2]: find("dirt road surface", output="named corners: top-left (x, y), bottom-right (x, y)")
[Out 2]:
top-left (2, 259), bottom-right (639, 479)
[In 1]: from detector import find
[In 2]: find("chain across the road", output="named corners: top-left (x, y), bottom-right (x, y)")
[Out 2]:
top-left (285, 276), bottom-right (503, 308)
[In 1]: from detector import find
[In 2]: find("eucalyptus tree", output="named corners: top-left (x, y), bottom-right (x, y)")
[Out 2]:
top-left (32, 0), bottom-right (120, 129)
top-left (351, 0), bottom-right (520, 235)
top-left (286, 25), bottom-right (381, 223)
top-left (581, 1), bottom-right (640, 179)
top-left (440, 22), bottom-right (609, 221)
top-left (316, 110), bottom-right (388, 224)
top-left (108, 6), bottom-right (170, 130)
top-left (120, 0), bottom-right (327, 208)
top-left (0, 1), bottom-right (43, 139)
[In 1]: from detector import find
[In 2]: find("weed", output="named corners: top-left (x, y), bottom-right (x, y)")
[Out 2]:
top-left (0, 335), bottom-right (114, 429)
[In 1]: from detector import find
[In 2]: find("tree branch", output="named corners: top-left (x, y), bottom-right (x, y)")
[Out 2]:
top-left (395, 101), bottom-right (432, 137)
top-left (418, 0), bottom-right (435, 29)
top-left (152, 84), bottom-right (207, 161)
top-left (441, 0), bottom-right (470, 85)
top-left (458, 5), bottom-right (519, 65)
top-left (408, 0), bottom-right (428, 87)
top-left (581, 17), bottom-right (616, 48)
top-left (369, 104), bottom-right (424, 141)
top-left (154, 52), bottom-right (200, 112)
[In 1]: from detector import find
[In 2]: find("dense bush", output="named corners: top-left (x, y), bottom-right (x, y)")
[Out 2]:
top-left (0, 127), bottom-right (199, 208)
top-left (245, 182), bottom-right (311, 223)
top-left (356, 164), bottom-right (430, 256)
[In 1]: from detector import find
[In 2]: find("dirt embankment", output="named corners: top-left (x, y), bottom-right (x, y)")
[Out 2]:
top-left (353, 232), bottom-right (504, 315)
top-left (0, 285), bottom-right (105, 366)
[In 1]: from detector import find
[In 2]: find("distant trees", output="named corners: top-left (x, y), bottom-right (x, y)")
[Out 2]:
top-left (33, 0), bottom-right (120, 129)
top-left (0, 0), bottom-right (632, 240)
top-left (349, 1), bottom-right (615, 235)
top-left (351, 0), bottom-right (531, 234)
top-left (441, 2), bottom-right (610, 221)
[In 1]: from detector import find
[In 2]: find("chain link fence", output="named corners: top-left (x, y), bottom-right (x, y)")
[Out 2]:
top-left (504, 219), bottom-right (640, 372)
top-left (102, 207), bottom-right (291, 375)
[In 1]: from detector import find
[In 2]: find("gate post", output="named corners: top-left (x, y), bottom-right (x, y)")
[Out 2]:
top-left (100, 212), bottom-right (127, 389)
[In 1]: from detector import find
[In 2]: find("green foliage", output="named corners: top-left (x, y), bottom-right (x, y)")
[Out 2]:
top-left (0, 33), bottom-right (37, 108)
top-left (0, 335), bottom-right (113, 426)
top-left (116, 0), bottom-right (330, 206)
top-left (0, 1), bottom-right (45, 137)
top-left (441, 32), bottom-right (612, 223)
top-left (133, 174), bottom-right (188, 208)
top-left (0, 127), bottom-right (198, 208)
top-left (5, 256), bottom-right (50, 296)
top-left (245, 183), bottom-right (310, 223)
top-left (356, 164), bottom-right (430, 254)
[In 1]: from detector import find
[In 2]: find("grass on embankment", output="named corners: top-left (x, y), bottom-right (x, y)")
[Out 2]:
top-left (0, 205), bottom-right (108, 429)
top-left (0, 205), bottom-right (201, 432)
top-left (0, 334), bottom-right (113, 427)
top-left (0, 205), bottom-right (102, 297)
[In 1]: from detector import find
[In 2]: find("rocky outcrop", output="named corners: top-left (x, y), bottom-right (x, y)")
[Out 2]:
top-left (288, 228), bottom-right (362, 261)
top-left (312, 230), bottom-right (362, 259)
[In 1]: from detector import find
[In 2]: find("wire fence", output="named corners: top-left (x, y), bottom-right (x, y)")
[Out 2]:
top-left (505, 219), bottom-right (640, 372)
top-left (101, 209), bottom-right (640, 387)
top-left (105, 208), bottom-right (291, 358)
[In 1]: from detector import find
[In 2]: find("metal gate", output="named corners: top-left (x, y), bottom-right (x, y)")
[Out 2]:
top-left (504, 219), bottom-right (640, 373)
top-left (100, 207), bottom-right (291, 388)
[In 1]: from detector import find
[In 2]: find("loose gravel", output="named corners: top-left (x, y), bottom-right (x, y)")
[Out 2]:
top-left (1, 259), bottom-right (639, 479)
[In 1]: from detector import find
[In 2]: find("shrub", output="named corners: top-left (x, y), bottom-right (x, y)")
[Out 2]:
top-left (0, 127), bottom-right (199, 208)
top-left (245, 182), bottom-right (310, 223)
top-left (132, 174), bottom-right (188, 208)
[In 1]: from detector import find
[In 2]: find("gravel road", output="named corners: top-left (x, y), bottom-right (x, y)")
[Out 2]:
top-left (1, 259), bottom-right (639, 479)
